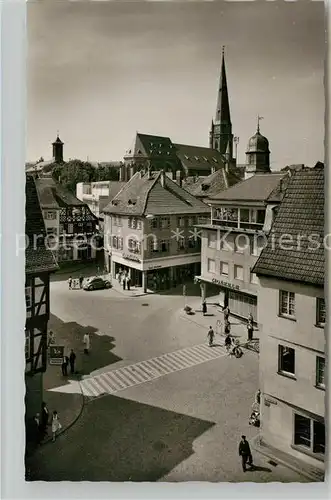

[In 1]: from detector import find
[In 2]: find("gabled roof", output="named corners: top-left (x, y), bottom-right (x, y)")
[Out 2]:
top-left (183, 167), bottom-right (241, 198)
top-left (209, 173), bottom-right (286, 203)
top-left (35, 177), bottom-right (86, 209)
top-left (103, 171), bottom-right (210, 216)
top-left (25, 175), bottom-right (58, 275)
top-left (253, 167), bottom-right (324, 286)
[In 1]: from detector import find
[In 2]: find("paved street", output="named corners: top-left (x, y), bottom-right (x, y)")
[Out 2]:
top-left (26, 279), bottom-right (307, 482)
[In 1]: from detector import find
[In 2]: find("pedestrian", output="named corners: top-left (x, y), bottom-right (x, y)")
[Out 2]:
top-left (68, 276), bottom-right (72, 290)
top-left (79, 275), bottom-right (84, 289)
top-left (83, 333), bottom-right (90, 354)
top-left (248, 312), bottom-right (253, 324)
top-left (97, 266), bottom-right (100, 275)
top-left (238, 435), bottom-right (253, 472)
top-left (51, 411), bottom-right (62, 442)
top-left (61, 354), bottom-right (69, 376)
top-left (254, 389), bottom-right (261, 405)
top-left (224, 332), bottom-right (232, 353)
top-left (123, 276), bottom-right (126, 290)
top-left (41, 402), bottom-right (49, 436)
top-left (69, 349), bottom-right (76, 374)
top-left (207, 326), bottom-right (214, 347)
top-left (202, 300), bottom-right (207, 316)
top-left (223, 305), bottom-right (230, 322)
top-left (118, 268), bottom-right (122, 283)
top-left (224, 321), bottom-right (231, 336)
top-left (127, 276), bottom-right (131, 291)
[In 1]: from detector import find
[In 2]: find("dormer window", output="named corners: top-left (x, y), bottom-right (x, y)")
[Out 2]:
top-left (201, 184), bottom-right (209, 192)
top-left (137, 149), bottom-right (142, 155)
top-left (112, 200), bottom-right (118, 206)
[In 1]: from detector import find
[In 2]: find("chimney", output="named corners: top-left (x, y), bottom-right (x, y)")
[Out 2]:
top-left (160, 170), bottom-right (165, 187)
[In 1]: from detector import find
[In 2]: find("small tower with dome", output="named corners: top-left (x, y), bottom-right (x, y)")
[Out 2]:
top-left (245, 116), bottom-right (271, 179)
top-left (52, 133), bottom-right (64, 164)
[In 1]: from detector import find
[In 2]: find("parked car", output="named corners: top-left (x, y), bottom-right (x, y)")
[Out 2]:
top-left (83, 277), bottom-right (112, 291)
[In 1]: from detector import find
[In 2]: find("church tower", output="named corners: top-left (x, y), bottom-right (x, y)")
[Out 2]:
top-left (245, 116), bottom-right (271, 180)
top-left (52, 134), bottom-right (64, 163)
top-left (209, 47), bottom-right (233, 160)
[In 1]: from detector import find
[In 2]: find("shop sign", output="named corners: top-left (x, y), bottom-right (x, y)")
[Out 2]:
top-left (49, 345), bottom-right (64, 365)
top-left (212, 278), bottom-right (240, 290)
top-left (148, 265), bottom-right (162, 270)
top-left (122, 253), bottom-right (141, 263)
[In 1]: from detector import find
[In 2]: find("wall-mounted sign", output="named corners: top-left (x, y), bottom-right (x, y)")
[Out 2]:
top-left (122, 253), bottom-right (141, 263)
top-left (148, 265), bottom-right (162, 270)
top-left (49, 345), bottom-right (64, 365)
top-left (212, 278), bottom-right (240, 291)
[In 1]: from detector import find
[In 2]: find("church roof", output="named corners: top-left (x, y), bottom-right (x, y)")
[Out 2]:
top-left (25, 175), bottom-right (58, 275)
top-left (214, 49), bottom-right (231, 127)
top-left (253, 167), bottom-right (324, 286)
top-left (174, 143), bottom-right (226, 173)
top-left (103, 170), bottom-right (210, 216)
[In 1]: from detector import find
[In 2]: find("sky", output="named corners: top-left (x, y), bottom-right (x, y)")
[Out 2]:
top-left (27, 0), bottom-right (325, 168)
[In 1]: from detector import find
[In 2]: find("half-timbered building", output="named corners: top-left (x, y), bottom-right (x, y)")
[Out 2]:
top-left (25, 175), bottom-right (58, 436)
top-left (34, 175), bottom-right (99, 262)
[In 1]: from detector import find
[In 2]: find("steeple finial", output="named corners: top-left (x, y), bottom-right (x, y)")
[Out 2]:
top-left (57, 129), bottom-right (59, 138)
top-left (257, 115), bottom-right (264, 133)
top-left (222, 45), bottom-right (225, 57)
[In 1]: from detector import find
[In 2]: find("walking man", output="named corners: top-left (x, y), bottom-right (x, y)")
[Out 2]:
top-left (68, 276), bottom-right (72, 290)
top-left (247, 313), bottom-right (254, 341)
top-left (207, 326), bottom-right (214, 347)
top-left (223, 305), bottom-right (230, 322)
top-left (79, 275), bottom-right (84, 289)
top-left (127, 276), bottom-right (131, 291)
top-left (238, 435), bottom-right (253, 472)
top-left (83, 333), bottom-right (90, 354)
top-left (69, 349), bottom-right (76, 374)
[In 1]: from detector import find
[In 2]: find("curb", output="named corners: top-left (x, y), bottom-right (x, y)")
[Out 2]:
top-left (41, 380), bottom-right (85, 446)
top-left (251, 435), bottom-right (324, 482)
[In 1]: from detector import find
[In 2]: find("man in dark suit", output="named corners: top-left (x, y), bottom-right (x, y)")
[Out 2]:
top-left (238, 435), bottom-right (253, 472)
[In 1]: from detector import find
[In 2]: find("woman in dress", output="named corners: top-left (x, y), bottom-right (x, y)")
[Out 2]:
top-left (51, 410), bottom-right (62, 442)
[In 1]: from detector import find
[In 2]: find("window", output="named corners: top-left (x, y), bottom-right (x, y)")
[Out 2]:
top-left (294, 414), bottom-right (325, 455)
top-left (67, 223), bottom-right (74, 234)
top-left (128, 217), bottom-right (137, 229)
top-left (279, 290), bottom-right (295, 317)
top-left (316, 357), bottom-right (325, 389)
top-left (112, 236), bottom-right (123, 250)
top-left (151, 217), bottom-right (158, 229)
top-left (137, 219), bottom-right (142, 230)
top-left (220, 262), bottom-right (229, 276)
top-left (59, 224), bottom-right (64, 234)
top-left (316, 298), bottom-right (325, 326)
top-left (239, 208), bottom-right (249, 223)
top-left (45, 211), bottom-right (56, 220)
top-left (188, 237), bottom-right (196, 249)
top-left (208, 259), bottom-right (216, 273)
top-left (149, 238), bottom-right (158, 253)
top-left (25, 286), bottom-right (32, 312)
top-left (278, 345), bottom-right (295, 376)
top-left (197, 216), bottom-right (208, 224)
top-left (160, 217), bottom-right (170, 229)
top-left (177, 238), bottom-right (186, 251)
top-left (177, 217), bottom-right (185, 228)
top-left (250, 236), bottom-right (264, 256)
top-left (188, 216), bottom-right (196, 226)
top-left (234, 236), bottom-right (246, 253)
top-left (208, 232), bottom-right (216, 249)
top-left (160, 240), bottom-right (169, 252)
top-left (128, 238), bottom-right (141, 254)
top-left (234, 265), bottom-right (244, 281)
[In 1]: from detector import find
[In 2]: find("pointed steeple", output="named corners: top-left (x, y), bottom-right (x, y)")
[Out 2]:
top-left (209, 46), bottom-right (233, 159)
top-left (215, 46), bottom-right (231, 127)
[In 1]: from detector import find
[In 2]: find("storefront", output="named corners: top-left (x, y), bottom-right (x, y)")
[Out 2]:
top-left (146, 261), bottom-right (200, 292)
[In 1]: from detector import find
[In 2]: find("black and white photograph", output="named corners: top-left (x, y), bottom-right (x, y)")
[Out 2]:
top-left (23, 0), bottom-right (325, 484)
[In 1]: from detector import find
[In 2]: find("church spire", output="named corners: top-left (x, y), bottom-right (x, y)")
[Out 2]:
top-left (215, 46), bottom-right (231, 126)
top-left (209, 46), bottom-right (233, 159)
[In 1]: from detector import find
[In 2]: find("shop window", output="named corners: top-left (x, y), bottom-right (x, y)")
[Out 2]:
top-left (279, 290), bottom-right (295, 317)
top-left (208, 232), bottom-right (216, 249)
top-left (316, 298), bottom-right (325, 326)
top-left (220, 262), bottom-right (229, 276)
top-left (234, 265), bottom-right (244, 281)
top-left (294, 414), bottom-right (325, 455)
top-left (316, 356), bottom-right (325, 389)
top-left (207, 259), bottom-right (216, 273)
top-left (278, 345), bottom-right (295, 376)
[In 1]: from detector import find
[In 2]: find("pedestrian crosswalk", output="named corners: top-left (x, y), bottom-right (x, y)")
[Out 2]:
top-left (80, 343), bottom-right (228, 399)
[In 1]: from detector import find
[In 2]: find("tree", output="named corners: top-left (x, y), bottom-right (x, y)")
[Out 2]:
top-left (52, 159), bottom-right (97, 193)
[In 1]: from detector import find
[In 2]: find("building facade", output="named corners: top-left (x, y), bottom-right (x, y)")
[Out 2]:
top-left (103, 170), bottom-right (210, 292)
top-left (253, 166), bottom-right (325, 474)
top-left (196, 172), bottom-right (288, 321)
top-left (25, 175), bottom-right (58, 440)
top-left (35, 176), bottom-right (99, 263)
top-left (76, 181), bottom-right (126, 220)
